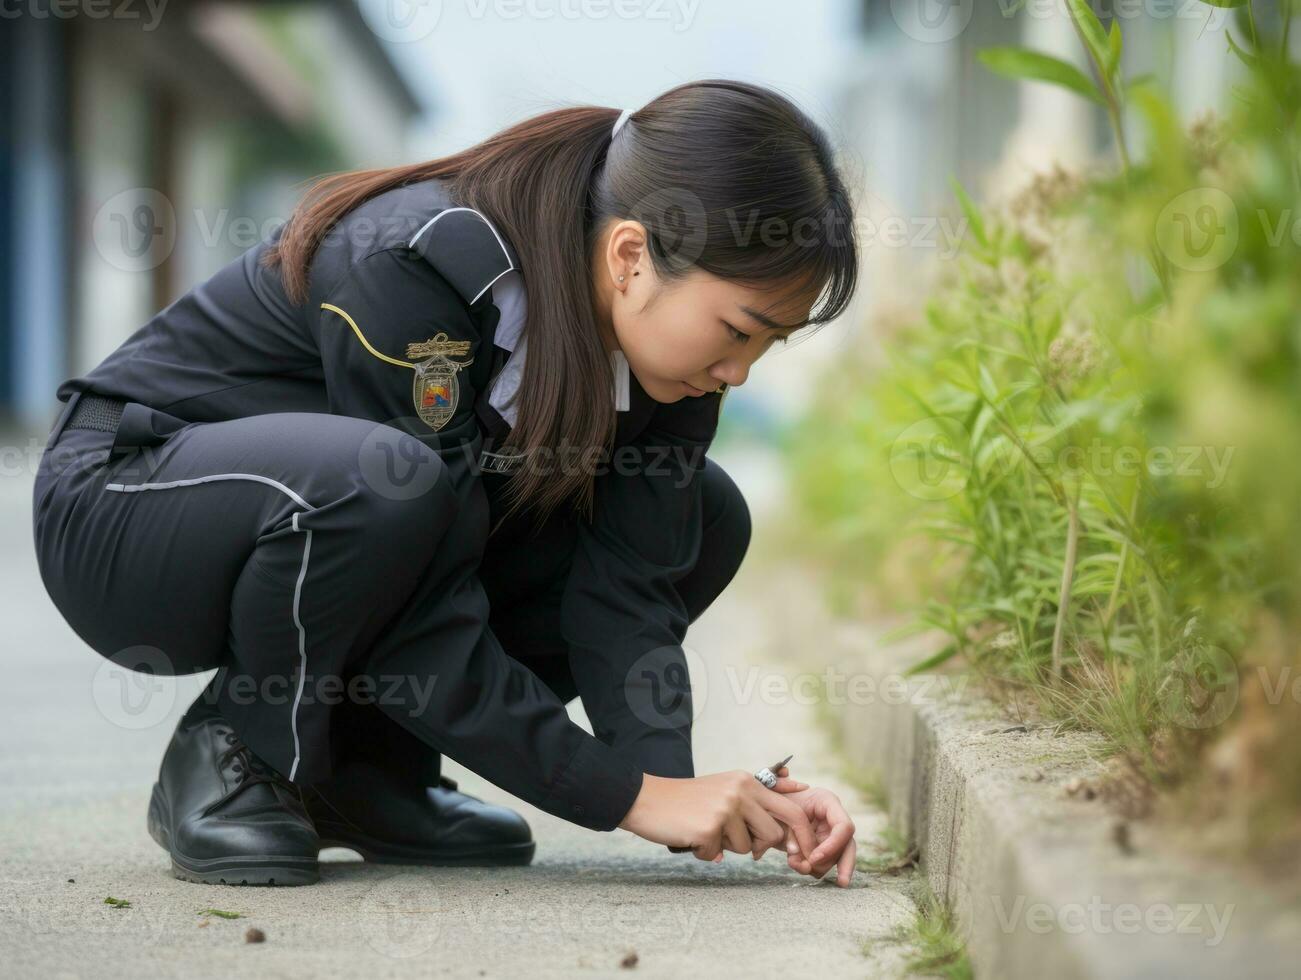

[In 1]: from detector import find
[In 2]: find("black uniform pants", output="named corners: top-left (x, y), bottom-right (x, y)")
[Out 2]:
top-left (32, 391), bottom-right (751, 792)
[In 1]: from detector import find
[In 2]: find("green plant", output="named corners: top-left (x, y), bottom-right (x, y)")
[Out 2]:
top-left (856, 825), bottom-right (917, 874)
top-left (792, 1), bottom-right (1301, 856)
top-left (893, 881), bottom-right (974, 980)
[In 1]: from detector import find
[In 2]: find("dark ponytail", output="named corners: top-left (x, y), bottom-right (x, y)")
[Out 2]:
top-left (263, 79), bottom-right (859, 529)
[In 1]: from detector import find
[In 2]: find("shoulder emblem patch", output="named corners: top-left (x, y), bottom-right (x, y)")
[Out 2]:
top-left (407, 332), bottom-right (476, 431)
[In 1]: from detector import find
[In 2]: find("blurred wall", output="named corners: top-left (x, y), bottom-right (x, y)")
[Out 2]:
top-left (2, 0), bottom-right (1241, 438)
top-left (1, 0), bottom-right (425, 431)
top-left (839, 0), bottom-right (1235, 342)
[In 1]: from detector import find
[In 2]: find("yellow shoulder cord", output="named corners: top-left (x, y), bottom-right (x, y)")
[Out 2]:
top-left (319, 303), bottom-right (415, 370)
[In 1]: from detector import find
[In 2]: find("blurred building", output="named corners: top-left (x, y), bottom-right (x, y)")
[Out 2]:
top-left (0, 0), bottom-right (425, 430)
top-left (1, 0), bottom-right (1243, 440)
top-left (713, 2), bottom-right (1238, 449)
top-left (833, 0), bottom-right (1235, 324)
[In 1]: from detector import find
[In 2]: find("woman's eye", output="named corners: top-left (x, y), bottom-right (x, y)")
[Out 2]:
top-left (724, 321), bottom-right (791, 347)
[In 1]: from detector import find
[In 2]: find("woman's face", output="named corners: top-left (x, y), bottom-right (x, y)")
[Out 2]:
top-left (598, 220), bottom-right (820, 404)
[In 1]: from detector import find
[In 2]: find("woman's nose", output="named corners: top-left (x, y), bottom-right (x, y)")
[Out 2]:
top-left (712, 361), bottom-right (749, 388)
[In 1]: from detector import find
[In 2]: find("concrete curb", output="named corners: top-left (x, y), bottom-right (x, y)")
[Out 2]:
top-left (816, 619), bottom-right (1299, 980)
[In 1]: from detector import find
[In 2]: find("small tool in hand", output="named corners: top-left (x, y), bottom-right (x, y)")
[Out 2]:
top-left (667, 754), bottom-right (794, 853)
top-left (753, 753), bottom-right (793, 789)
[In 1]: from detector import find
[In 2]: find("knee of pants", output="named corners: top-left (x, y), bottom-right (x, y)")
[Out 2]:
top-left (700, 457), bottom-right (751, 574)
top-left (345, 433), bottom-right (456, 567)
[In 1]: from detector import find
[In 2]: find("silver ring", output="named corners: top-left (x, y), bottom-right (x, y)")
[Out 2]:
top-left (754, 767), bottom-right (778, 790)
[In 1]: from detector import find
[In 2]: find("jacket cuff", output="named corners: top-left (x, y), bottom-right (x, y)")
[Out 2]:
top-left (546, 738), bottom-right (646, 832)
top-left (614, 733), bottom-right (695, 780)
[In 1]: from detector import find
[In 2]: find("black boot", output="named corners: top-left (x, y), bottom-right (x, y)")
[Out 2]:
top-left (147, 697), bottom-right (320, 886)
top-left (303, 697), bottom-right (534, 866)
top-left (304, 763), bottom-right (535, 866)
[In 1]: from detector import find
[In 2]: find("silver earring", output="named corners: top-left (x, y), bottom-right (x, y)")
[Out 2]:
top-left (618, 275), bottom-right (625, 282)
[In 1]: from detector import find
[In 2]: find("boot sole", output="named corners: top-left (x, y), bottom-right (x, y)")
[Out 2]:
top-left (316, 822), bottom-right (536, 867)
top-left (148, 783), bottom-right (320, 886)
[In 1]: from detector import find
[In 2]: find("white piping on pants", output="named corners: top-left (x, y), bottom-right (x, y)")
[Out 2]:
top-left (105, 472), bottom-right (316, 781)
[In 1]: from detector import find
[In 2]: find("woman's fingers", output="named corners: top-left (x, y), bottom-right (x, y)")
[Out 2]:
top-left (835, 835), bottom-right (857, 887)
top-left (807, 821), bottom-right (854, 871)
top-left (741, 800), bottom-right (786, 859)
top-left (806, 798), bottom-right (856, 869)
top-left (769, 764), bottom-right (804, 790)
top-left (771, 776), bottom-right (809, 793)
top-left (691, 817), bottom-right (725, 862)
top-left (692, 835), bottom-right (722, 862)
top-left (784, 828), bottom-right (812, 875)
top-left (772, 766), bottom-right (808, 790)
top-left (760, 787), bottom-right (859, 884)
top-left (722, 812), bottom-right (753, 856)
top-left (756, 790), bottom-right (819, 860)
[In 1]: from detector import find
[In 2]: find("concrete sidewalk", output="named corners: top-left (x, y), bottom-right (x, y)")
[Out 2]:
top-left (0, 444), bottom-right (920, 978)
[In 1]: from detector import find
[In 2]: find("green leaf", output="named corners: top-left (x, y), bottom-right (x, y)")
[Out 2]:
top-left (880, 619), bottom-right (941, 643)
top-left (948, 176), bottom-right (987, 248)
top-left (1107, 20), bottom-right (1123, 76)
top-left (976, 362), bottom-right (1001, 404)
top-left (953, 339), bottom-right (1035, 364)
top-left (978, 48), bottom-right (1105, 105)
top-left (905, 643), bottom-right (960, 676)
top-left (1124, 73), bottom-right (1157, 94)
top-left (1064, 0), bottom-right (1110, 73)
top-left (1226, 30), bottom-right (1259, 67)
top-left (1197, 0), bottom-right (1248, 7)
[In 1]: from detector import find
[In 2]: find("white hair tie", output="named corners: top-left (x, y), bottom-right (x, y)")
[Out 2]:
top-left (611, 108), bottom-right (633, 139)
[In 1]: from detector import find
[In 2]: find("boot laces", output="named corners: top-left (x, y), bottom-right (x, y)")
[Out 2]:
top-left (200, 727), bottom-right (301, 817)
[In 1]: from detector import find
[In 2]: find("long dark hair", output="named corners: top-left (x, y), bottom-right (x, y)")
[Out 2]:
top-left (263, 79), bottom-right (859, 528)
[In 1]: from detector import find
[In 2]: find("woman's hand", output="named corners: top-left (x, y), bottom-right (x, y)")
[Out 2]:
top-left (660, 765), bottom-right (807, 860)
top-left (619, 770), bottom-right (819, 866)
top-left (767, 764), bottom-right (802, 791)
top-left (752, 766), bottom-right (859, 887)
top-left (771, 786), bottom-right (858, 887)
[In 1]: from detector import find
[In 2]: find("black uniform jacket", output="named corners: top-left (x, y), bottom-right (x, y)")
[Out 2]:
top-left (53, 177), bottom-right (725, 831)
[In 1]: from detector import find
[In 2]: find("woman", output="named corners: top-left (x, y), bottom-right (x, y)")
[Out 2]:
top-left (32, 79), bottom-right (861, 888)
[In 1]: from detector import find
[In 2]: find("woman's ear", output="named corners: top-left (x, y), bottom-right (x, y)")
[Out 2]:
top-left (606, 219), bottom-right (649, 284)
